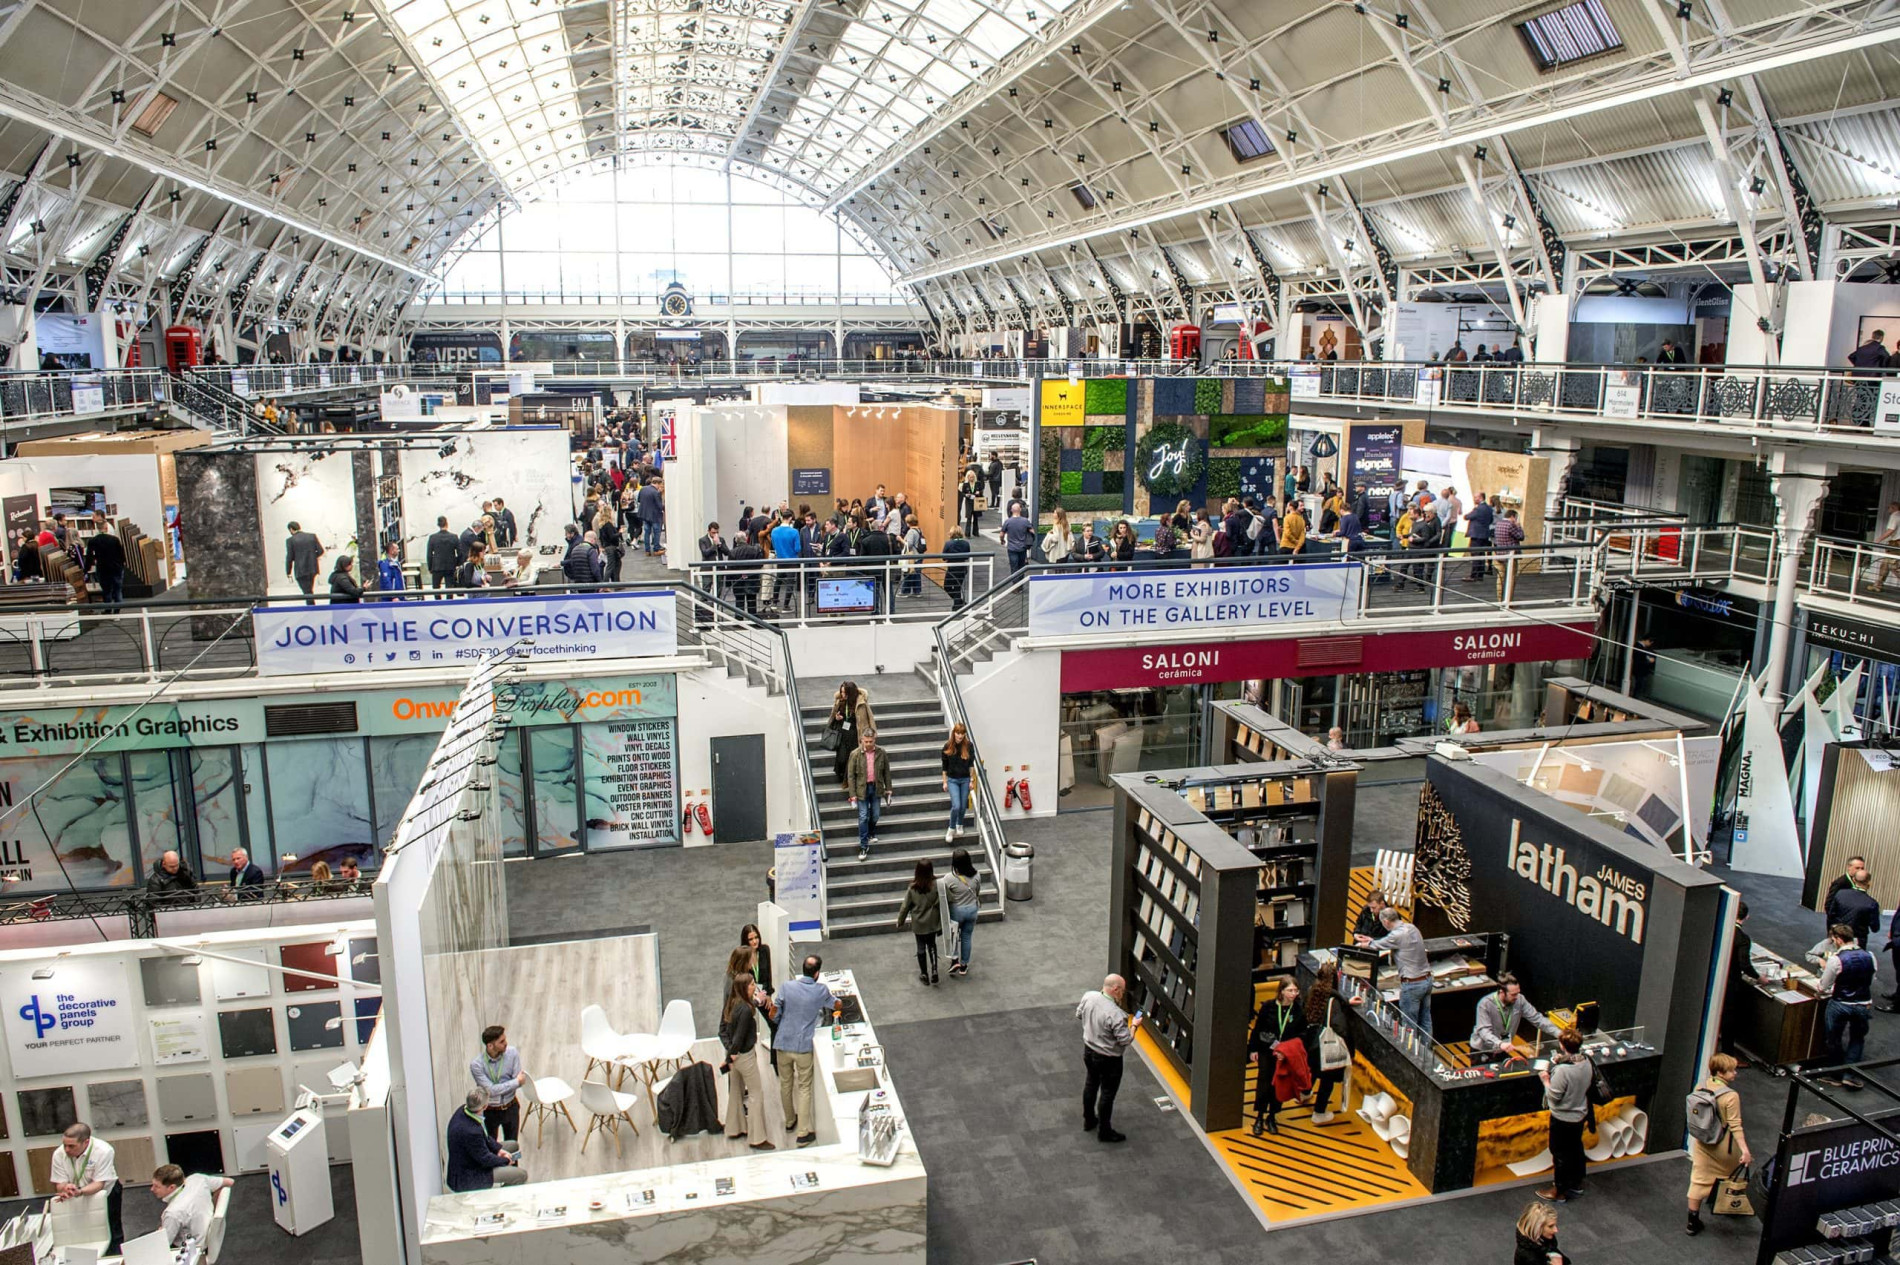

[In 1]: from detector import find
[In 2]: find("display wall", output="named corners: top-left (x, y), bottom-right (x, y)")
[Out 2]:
top-left (1412, 757), bottom-right (1727, 1141)
top-left (396, 428), bottom-right (572, 567)
top-left (663, 403), bottom-right (791, 570)
top-left (257, 448), bottom-right (360, 597)
top-left (0, 920), bottom-right (379, 1204)
top-left (1802, 741), bottom-right (1900, 915)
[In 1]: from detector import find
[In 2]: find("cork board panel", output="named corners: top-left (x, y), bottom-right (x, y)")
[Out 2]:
top-left (898, 405), bottom-right (959, 573)
top-left (785, 405), bottom-right (836, 505)
top-left (114, 1135), bottom-right (156, 1189)
top-left (831, 408), bottom-right (912, 513)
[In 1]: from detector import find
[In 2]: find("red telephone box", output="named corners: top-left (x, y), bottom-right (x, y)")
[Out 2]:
top-left (164, 325), bottom-right (202, 372)
top-left (1168, 323), bottom-right (1201, 361)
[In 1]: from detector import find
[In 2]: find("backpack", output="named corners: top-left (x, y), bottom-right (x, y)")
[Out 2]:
top-left (1246, 512), bottom-right (1267, 542)
top-left (1685, 1084), bottom-right (1734, 1146)
top-left (1213, 524), bottom-right (1235, 557)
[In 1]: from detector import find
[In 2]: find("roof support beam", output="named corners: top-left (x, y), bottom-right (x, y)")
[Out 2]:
top-left (1456, 155), bottom-right (1526, 331)
top-left (1694, 93), bottom-right (1778, 363)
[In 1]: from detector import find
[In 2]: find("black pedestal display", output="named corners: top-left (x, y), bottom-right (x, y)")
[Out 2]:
top-left (174, 450), bottom-right (263, 639)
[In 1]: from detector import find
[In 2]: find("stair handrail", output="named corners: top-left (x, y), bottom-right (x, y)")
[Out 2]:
top-left (930, 622), bottom-right (1011, 922)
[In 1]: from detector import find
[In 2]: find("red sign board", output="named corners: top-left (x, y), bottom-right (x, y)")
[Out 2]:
top-left (1058, 619), bottom-right (1597, 692)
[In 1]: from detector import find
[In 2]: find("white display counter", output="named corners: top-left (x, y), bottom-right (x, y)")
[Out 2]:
top-left (418, 969), bottom-right (926, 1265)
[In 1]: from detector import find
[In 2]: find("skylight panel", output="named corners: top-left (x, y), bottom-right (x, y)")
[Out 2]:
top-left (1519, 0), bottom-right (1624, 70)
top-left (1221, 119), bottom-right (1275, 163)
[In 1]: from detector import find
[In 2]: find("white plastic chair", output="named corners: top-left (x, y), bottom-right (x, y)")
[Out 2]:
top-left (206, 1186), bottom-right (231, 1264)
top-left (658, 998), bottom-right (696, 1044)
top-left (581, 1005), bottom-right (628, 1082)
top-left (520, 1074), bottom-right (578, 1147)
top-left (578, 1078), bottom-right (641, 1156)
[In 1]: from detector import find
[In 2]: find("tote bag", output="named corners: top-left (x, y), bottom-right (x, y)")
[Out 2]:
top-left (1318, 1001), bottom-right (1351, 1071)
top-left (1712, 1165), bottom-right (1753, 1217)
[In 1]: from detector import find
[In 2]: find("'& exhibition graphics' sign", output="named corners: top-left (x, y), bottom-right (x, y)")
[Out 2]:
top-left (1026, 562), bottom-right (1362, 638)
top-left (1, 957), bottom-right (138, 1078)
top-left (254, 590), bottom-right (678, 676)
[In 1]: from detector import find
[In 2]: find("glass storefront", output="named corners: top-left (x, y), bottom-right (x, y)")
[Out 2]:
top-left (1059, 684), bottom-right (1237, 811)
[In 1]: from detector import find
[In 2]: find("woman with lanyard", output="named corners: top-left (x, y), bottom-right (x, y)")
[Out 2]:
top-left (1248, 979), bottom-right (1310, 1136)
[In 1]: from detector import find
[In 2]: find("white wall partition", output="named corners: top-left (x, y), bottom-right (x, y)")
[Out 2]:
top-left (663, 403), bottom-right (789, 570)
top-left (255, 448), bottom-right (360, 597)
top-left (396, 427), bottom-right (573, 565)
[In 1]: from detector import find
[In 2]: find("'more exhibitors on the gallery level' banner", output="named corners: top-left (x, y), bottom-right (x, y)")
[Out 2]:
top-left (1026, 563), bottom-right (1362, 638)
top-left (252, 590), bottom-right (679, 675)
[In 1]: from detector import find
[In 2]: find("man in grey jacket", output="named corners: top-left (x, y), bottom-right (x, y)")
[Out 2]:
top-left (1076, 974), bottom-right (1142, 1143)
top-left (1468, 972), bottom-right (1564, 1062)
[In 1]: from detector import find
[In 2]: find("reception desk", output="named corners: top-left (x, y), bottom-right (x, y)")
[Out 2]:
top-left (419, 970), bottom-right (926, 1265)
top-left (1301, 950), bottom-right (1663, 1192)
top-left (1725, 942), bottom-right (1830, 1067)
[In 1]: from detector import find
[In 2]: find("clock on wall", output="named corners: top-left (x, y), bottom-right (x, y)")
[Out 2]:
top-left (660, 284), bottom-right (693, 318)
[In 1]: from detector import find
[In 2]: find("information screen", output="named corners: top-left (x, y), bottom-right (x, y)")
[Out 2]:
top-left (817, 579), bottom-right (877, 613)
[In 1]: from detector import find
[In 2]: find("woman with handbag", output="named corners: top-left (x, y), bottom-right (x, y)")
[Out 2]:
top-left (1685, 1053), bottom-right (1751, 1236)
top-left (1248, 979), bottom-right (1309, 1136)
top-left (718, 972), bottom-right (776, 1149)
top-left (828, 682), bottom-right (874, 786)
top-left (893, 860), bottom-right (943, 985)
top-left (1301, 962), bottom-right (1358, 1123)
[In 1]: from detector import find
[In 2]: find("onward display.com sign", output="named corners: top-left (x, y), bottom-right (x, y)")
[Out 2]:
top-left (1025, 564), bottom-right (1362, 638)
top-left (254, 590), bottom-right (678, 676)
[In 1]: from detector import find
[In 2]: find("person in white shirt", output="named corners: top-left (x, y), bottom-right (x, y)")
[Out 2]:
top-left (51, 1123), bottom-right (121, 1253)
top-left (150, 1165), bottom-right (233, 1247)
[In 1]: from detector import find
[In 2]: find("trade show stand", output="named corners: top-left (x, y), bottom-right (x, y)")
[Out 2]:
top-left (1725, 940), bottom-right (1830, 1067)
top-left (1298, 947), bottom-right (1663, 1192)
top-left (1110, 759), bottom-right (1355, 1131)
top-left (417, 970), bottom-right (926, 1265)
top-left (1803, 740), bottom-right (1900, 918)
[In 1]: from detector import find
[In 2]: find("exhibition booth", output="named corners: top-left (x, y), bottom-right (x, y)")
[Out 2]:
top-left (374, 654), bottom-right (925, 1265)
top-left (174, 428), bottom-right (572, 600)
top-left (0, 430), bottom-right (206, 590)
top-left (1110, 748), bottom-right (1729, 1227)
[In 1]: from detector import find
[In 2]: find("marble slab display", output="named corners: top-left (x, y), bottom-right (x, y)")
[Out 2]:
top-left (155, 1074), bottom-right (217, 1125)
top-left (256, 447), bottom-right (363, 598)
top-left (162, 1130), bottom-right (223, 1177)
top-left (84, 1080), bottom-right (147, 1131)
top-left (175, 450), bottom-right (264, 603)
top-left (217, 1008), bottom-right (277, 1059)
top-left (397, 429), bottom-right (572, 567)
top-left (16, 1088), bottom-right (75, 1138)
top-left (266, 738), bottom-right (376, 862)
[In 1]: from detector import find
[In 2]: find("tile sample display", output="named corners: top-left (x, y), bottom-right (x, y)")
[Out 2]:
top-left (348, 936), bottom-right (381, 985)
top-left (233, 1120), bottom-right (277, 1172)
top-left (112, 1136), bottom-right (155, 1187)
top-left (162, 1130), bottom-right (224, 1177)
top-left (24, 1146), bottom-right (54, 1195)
top-left (85, 1080), bottom-right (148, 1131)
top-left (286, 1001), bottom-right (344, 1052)
top-left (217, 1008), bottom-right (278, 1059)
top-left (279, 941), bottom-right (340, 993)
top-left (224, 1067), bottom-right (285, 1117)
top-left (139, 956), bottom-right (202, 1008)
top-left (149, 1013), bottom-right (209, 1065)
top-left (0, 1153), bottom-right (18, 1199)
top-left (353, 996), bottom-right (383, 1044)
top-left (156, 1073), bottom-right (217, 1124)
top-left (17, 1087), bottom-right (76, 1137)
top-left (209, 947), bottom-right (273, 1001)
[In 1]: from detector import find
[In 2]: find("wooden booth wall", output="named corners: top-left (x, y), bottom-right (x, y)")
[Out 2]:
top-left (809, 405), bottom-right (958, 557)
top-left (1805, 744), bottom-right (1900, 914)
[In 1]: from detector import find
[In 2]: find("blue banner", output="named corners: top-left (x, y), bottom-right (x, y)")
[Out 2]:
top-left (253, 590), bottom-right (678, 676)
top-left (1025, 562), bottom-right (1363, 637)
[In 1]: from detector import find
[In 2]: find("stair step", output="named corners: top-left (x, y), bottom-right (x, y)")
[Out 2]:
top-left (800, 715), bottom-right (943, 738)
top-left (823, 867), bottom-right (993, 899)
top-left (799, 698), bottom-right (940, 719)
top-left (824, 890), bottom-right (1005, 924)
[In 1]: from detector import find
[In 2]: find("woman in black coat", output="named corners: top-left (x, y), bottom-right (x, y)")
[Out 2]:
top-left (1513, 1201), bottom-right (1568, 1265)
top-left (1247, 979), bottom-right (1308, 1136)
top-left (328, 556), bottom-right (363, 604)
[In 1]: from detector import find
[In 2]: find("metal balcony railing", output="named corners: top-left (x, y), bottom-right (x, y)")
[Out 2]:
top-left (686, 552), bottom-right (998, 626)
top-left (0, 367), bottom-right (166, 428)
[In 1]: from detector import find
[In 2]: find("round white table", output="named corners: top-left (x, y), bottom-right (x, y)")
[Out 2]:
top-left (615, 1032), bottom-right (694, 1110)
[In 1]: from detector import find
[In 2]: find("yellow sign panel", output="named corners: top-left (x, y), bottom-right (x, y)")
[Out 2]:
top-left (1041, 379), bottom-right (1085, 427)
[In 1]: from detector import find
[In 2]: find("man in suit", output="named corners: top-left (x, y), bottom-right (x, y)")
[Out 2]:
top-left (284, 521), bottom-right (323, 605)
top-left (636, 478), bottom-right (665, 557)
top-left (491, 497), bottom-right (518, 548)
top-left (85, 523), bottom-right (127, 610)
top-left (444, 1088), bottom-right (526, 1192)
top-left (227, 847), bottom-right (264, 891)
top-left (986, 455), bottom-right (1004, 509)
top-left (426, 516), bottom-right (462, 595)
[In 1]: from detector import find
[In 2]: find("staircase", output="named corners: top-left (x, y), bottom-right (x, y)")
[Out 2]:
top-left (167, 372), bottom-right (264, 436)
top-left (800, 693), bottom-right (1006, 937)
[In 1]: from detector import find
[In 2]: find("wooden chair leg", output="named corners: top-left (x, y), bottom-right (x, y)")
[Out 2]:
top-left (609, 1116), bottom-right (623, 1158)
top-left (581, 1116), bottom-right (598, 1154)
top-left (556, 1102), bottom-right (578, 1134)
top-left (622, 1108), bottom-right (640, 1138)
top-left (533, 1105), bottom-right (545, 1149)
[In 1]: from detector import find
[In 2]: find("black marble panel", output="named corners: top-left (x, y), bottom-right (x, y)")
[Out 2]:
top-left (16, 1087), bottom-right (75, 1137)
top-left (351, 450), bottom-right (378, 572)
top-left (286, 1000), bottom-right (344, 1052)
top-left (217, 1008), bottom-right (277, 1059)
top-left (162, 1129), bottom-right (224, 1176)
top-left (175, 449), bottom-right (264, 618)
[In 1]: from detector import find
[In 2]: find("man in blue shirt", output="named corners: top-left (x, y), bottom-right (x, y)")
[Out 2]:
top-left (773, 954), bottom-right (835, 1147)
top-left (1001, 505), bottom-right (1034, 573)
top-left (769, 512), bottom-right (803, 560)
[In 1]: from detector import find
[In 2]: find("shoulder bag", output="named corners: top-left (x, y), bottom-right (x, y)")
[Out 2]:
top-left (1318, 1001), bottom-right (1351, 1071)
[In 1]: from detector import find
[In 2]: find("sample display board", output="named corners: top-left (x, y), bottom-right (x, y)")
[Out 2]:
top-left (580, 719), bottom-right (680, 848)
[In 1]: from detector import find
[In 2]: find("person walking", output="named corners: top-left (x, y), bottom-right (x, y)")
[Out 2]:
top-left (1494, 504), bottom-right (1525, 600)
top-left (1001, 503), bottom-right (1033, 574)
top-left (427, 516), bottom-right (462, 594)
top-left (1076, 974), bottom-right (1141, 1143)
top-left (560, 524), bottom-right (599, 585)
top-left (894, 859), bottom-right (944, 985)
top-left (1684, 1053), bottom-right (1750, 1236)
top-left (986, 453), bottom-right (1004, 508)
top-left (942, 722), bottom-right (973, 842)
top-left (1464, 493), bottom-right (1496, 581)
top-left (959, 468), bottom-right (983, 538)
top-left (84, 523), bottom-right (127, 610)
top-left (470, 1024), bottom-right (526, 1143)
top-left (328, 555), bottom-right (363, 604)
top-left (1849, 328), bottom-right (1890, 371)
top-left (51, 1124), bottom-right (122, 1255)
top-left (899, 517), bottom-right (926, 598)
top-left (945, 849), bottom-right (982, 976)
top-left (1302, 961), bottom-right (1358, 1123)
top-left (1514, 1202), bottom-right (1570, 1265)
top-left (942, 527), bottom-right (972, 610)
top-left (377, 542), bottom-right (405, 595)
top-left (846, 729), bottom-right (891, 863)
top-left (729, 529), bottom-right (764, 615)
top-left (828, 682), bottom-right (873, 786)
top-left (491, 497), bottom-right (517, 548)
top-left (636, 477), bottom-right (665, 557)
top-left (597, 512), bottom-right (624, 582)
top-left (719, 971), bottom-right (775, 1149)
top-left (1538, 1029), bottom-right (1592, 1202)
top-left (1248, 978), bottom-right (1309, 1136)
top-left (773, 954), bottom-right (834, 1147)
top-left (284, 521), bottom-right (324, 604)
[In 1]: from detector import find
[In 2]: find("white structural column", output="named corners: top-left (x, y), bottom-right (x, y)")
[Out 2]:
top-left (1763, 450), bottom-right (1832, 708)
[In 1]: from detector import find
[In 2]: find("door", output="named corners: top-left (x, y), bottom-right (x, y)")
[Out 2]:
top-left (710, 735), bottom-right (768, 843)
